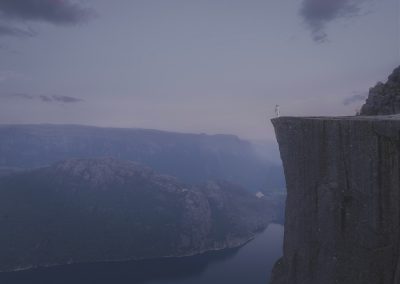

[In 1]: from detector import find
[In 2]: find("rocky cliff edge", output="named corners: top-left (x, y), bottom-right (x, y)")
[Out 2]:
top-left (270, 115), bottom-right (400, 284)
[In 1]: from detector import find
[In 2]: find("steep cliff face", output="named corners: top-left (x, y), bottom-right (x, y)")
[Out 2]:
top-left (270, 116), bottom-right (400, 284)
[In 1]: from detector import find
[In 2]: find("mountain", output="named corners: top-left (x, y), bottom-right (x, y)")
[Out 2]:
top-left (0, 124), bottom-right (285, 192)
top-left (0, 157), bottom-right (275, 272)
top-left (361, 65), bottom-right (400, 115)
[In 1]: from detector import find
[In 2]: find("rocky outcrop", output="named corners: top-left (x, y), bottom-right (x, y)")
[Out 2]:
top-left (361, 66), bottom-right (400, 115)
top-left (270, 116), bottom-right (400, 284)
top-left (0, 158), bottom-right (275, 272)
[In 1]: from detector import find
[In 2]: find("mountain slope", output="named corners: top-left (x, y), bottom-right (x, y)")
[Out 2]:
top-left (0, 158), bottom-right (275, 272)
top-left (0, 124), bottom-right (284, 192)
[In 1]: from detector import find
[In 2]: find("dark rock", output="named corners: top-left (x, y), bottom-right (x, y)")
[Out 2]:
top-left (361, 66), bottom-right (400, 115)
top-left (270, 116), bottom-right (400, 284)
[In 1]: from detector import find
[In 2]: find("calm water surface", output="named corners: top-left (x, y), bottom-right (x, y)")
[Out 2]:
top-left (0, 224), bottom-right (283, 284)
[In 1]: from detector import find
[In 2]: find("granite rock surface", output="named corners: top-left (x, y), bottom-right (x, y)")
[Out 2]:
top-left (270, 116), bottom-right (400, 284)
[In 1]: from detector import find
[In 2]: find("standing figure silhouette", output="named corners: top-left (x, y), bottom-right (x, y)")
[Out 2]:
top-left (275, 105), bottom-right (280, 117)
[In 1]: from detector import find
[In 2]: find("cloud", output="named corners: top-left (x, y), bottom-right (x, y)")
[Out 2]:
top-left (1, 93), bottom-right (84, 104)
top-left (39, 95), bottom-right (84, 103)
top-left (0, 0), bottom-right (93, 24)
top-left (51, 95), bottom-right (84, 103)
top-left (4, 93), bottom-right (35, 100)
top-left (0, 0), bottom-right (94, 38)
top-left (342, 92), bottom-right (367, 105)
top-left (0, 70), bottom-right (24, 81)
top-left (39, 95), bottom-right (53, 102)
top-left (300, 0), bottom-right (366, 42)
top-left (0, 24), bottom-right (35, 37)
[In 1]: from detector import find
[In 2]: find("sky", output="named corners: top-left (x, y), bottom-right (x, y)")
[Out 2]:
top-left (0, 0), bottom-right (399, 140)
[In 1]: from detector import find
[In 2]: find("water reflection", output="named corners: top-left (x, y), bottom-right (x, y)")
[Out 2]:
top-left (0, 224), bottom-right (283, 284)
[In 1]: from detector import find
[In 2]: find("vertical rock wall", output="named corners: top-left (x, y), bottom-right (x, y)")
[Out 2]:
top-left (270, 116), bottom-right (400, 284)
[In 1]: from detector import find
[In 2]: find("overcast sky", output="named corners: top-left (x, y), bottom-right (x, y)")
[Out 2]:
top-left (0, 0), bottom-right (399, 140)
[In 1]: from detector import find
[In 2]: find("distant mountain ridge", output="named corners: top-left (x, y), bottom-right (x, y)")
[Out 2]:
top-left (0, 157), bottom-right (275, 272)
top-left (0, 124), bottom-right (285, 192)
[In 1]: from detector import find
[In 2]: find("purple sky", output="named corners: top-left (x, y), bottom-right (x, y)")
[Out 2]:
top-left (0, 0), bottom-right (399, 140)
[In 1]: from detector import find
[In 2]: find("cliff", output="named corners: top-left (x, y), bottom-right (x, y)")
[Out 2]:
top-left (270, 115), bottom-right (400, 284)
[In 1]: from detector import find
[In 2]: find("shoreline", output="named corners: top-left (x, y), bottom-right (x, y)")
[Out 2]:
top-left (0, 224), bottom-right (276, 274)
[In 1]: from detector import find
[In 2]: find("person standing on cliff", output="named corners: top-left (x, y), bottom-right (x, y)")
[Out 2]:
top-left (275, 104), bottom-right (280, 117)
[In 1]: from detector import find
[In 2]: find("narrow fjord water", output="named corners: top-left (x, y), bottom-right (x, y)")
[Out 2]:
top-left (0, 224), bottom-right (283, 284)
